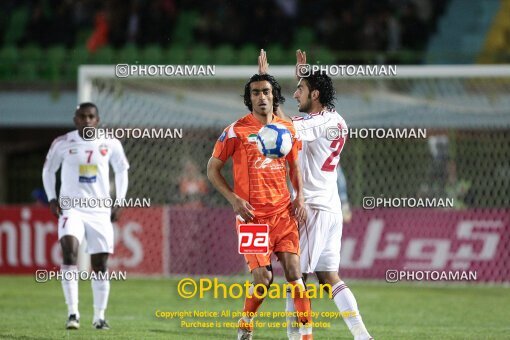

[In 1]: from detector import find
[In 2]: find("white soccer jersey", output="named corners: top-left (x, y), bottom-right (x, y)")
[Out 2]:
top-left (292, 110), bottom-right (347, 213)
top-left (43, 130), bottom-right (129, 212)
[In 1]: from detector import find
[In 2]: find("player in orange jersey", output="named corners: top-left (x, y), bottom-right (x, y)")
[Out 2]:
top-left (207, 72), bottom-right (313, 340)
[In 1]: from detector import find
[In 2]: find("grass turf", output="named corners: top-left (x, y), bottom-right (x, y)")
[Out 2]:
top-left (0, 275), bottom-right (508, 339)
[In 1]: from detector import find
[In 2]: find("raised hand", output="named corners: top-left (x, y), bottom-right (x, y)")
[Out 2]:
top-left (296, 49), bottom-right (307, 65)
top-left (295, 49), bottom-right (307, 78)
top-left (258, 49), bottom-right (269, 75)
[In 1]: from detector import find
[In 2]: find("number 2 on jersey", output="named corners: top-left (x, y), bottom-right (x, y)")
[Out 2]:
top-left (321, 137), bottom-right (345, 172)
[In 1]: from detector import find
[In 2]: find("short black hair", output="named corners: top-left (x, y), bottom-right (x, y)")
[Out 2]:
top-left (243, 74), bottom-right (285, 112)
top-left (75, 102), bottom-right (99, 115)
top-left (302, 71), bottom-right (336, 110)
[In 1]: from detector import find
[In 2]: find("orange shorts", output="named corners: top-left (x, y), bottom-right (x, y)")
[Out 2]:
top-left (237, 208), bottom-right (299, 271)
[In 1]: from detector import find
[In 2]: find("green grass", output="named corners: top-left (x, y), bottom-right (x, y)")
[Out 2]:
top-left (0, 276), bottom-right (509, 339)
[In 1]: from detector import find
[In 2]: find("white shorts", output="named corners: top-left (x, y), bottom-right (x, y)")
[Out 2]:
top-left (58, 209), bottom-right (114, 254)
top-left (299, 208), bottom-right (342, 273)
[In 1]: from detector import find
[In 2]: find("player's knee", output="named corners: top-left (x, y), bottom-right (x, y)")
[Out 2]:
top-left (284, 268), bottom-right (302, 282)
top-left (253, 271), bottom-right (273, 290)
top-left (256, 275), bottom-right (273, 288)
top-left (92, 263), bottom-right (108, 273)
top-left (317, 272), bottom-right (340, 287)
top-left (91, 261), bottom-right (107, 273)
top-left (91, 253), bottom-right (109, 273)
top-left (92, 266), bottom-right (107, 273)
top-left (62, 253), bottom-right (78, 265)
top-left (254, 281), bottom-right (270, 296)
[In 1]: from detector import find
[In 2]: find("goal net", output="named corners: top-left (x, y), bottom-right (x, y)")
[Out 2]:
top-left (78, 65), bottom-right (510, 282)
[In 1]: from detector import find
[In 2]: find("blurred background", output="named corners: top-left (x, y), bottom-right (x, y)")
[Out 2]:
top-left (0, 0), bottom-right (509, 280)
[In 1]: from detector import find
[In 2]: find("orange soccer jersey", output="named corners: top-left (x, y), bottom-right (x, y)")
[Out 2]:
top-left (212, 113), bottom-right (299, 218)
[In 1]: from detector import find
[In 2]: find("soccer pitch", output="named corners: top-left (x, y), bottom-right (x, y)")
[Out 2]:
top-left (0, 276), bottom-right (508, 339)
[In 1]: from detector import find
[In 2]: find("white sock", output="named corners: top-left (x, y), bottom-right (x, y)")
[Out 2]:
top-left (332, 281), bottom-right (365, 333)
top-left (91, 274), bottom-right (110, 321)
top-left (285, 288), bottom-right (299, 336)
top-left (61, 265), bottom-right (79, 319)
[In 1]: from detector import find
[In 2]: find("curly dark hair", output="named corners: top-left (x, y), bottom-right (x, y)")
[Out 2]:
top-left (243, 74), bottom-right (285, 112)
top-left (302, 71), bottom-right (336, 110)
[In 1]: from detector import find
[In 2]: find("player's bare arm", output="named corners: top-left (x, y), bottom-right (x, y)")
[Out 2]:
top-left (207, 156), bottom-right (255, 222)
top-left (287, 159), bottom-right (307, 223)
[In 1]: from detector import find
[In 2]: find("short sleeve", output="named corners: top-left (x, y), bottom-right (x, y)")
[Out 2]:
top-left (292, 114), bottom-right (331, 142)
top-left (285, 140), bottom-right (299, 163)
top-left (212, 128), bottom-right (238, 162)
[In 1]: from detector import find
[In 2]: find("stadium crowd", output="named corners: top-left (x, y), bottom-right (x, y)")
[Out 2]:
top-left (0, 0), bottom-right (448, 52)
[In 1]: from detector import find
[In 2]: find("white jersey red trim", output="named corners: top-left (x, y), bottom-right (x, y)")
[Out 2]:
top-left (43, 130), bottom-right (129, 213)
top-left (292, 110), bottom-right (347, 213)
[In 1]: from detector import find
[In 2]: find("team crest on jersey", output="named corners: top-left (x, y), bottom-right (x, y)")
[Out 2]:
top-left (218, 131), bottom-right (227, 142)
top-left (99, 144), bottom-right (108, 156)
top-left (247, 133), bottom-right (258, 143)
top-left (69, 148), bottom-right (78, 154)
top-left (253, 157), bottom-right (285, 170)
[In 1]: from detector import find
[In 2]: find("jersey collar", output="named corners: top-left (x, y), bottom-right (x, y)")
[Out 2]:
top-left (248, 112), bottom-right (276, 126)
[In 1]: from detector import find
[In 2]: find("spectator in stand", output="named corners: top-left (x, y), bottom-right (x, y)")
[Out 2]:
top-left (107, 0), bottom-right (129, 48)
top-left (87, 6), bottom-right (108, 53)
top-left (22, 1), bottom-right (50, 47)
top-left (178, 158), bottom-right (209, 208)
top-left (7, 0), bottom-right (446, 58)
top-left (50, 0), bottom-right (76, 48)
top-left (126, 1), bottom-right (141, 44)
top-left (400, 2), bottom-right (428, 50)
top-left (139, 0), bottom-right (176, 47)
